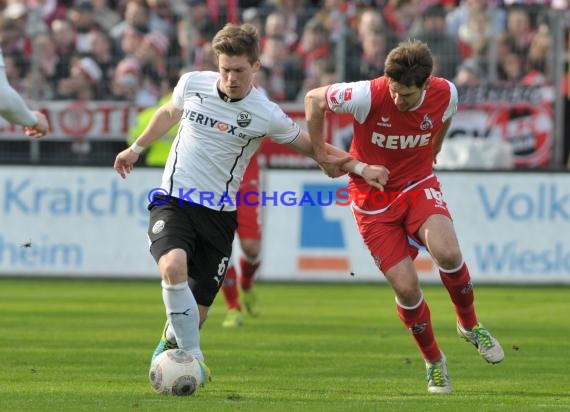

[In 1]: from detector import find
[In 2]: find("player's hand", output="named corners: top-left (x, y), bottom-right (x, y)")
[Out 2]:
top-left (24, 111), bottom-right (49, 138)
top-left (318, 153), bottom-right (353, 178)
top-left (361, 165), bottom-right (390, 191)
top-left (114, 148), bottom-right (140, 179)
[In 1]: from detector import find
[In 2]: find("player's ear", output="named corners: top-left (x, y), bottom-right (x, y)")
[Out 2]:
top-left (252, 59), bottom-right (261, 72)
top-left (423, 78), bottom-right (430, 91)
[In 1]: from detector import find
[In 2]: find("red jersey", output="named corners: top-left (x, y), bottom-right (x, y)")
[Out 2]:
top-left (241, 151), bottom-right (259, 187)
top-left (325, 76), bottom-right (457, 212)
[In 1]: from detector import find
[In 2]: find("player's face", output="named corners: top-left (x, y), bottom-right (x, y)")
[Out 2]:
top-left (218, 54), bottom-right (260, 100)
top-left (388, 79), bottom-right (427, 112)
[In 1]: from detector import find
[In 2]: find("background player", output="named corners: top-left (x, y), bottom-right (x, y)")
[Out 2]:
top-left (220, 152), bottom-right (262, 327)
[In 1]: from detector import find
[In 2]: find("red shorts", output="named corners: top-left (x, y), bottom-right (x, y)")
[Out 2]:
top-left (237, 155), bottom-right (261, 240)
top-left (352, 176), bottom-right (452, 273)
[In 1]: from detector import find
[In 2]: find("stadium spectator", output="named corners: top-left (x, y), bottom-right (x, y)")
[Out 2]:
top-left (187, 0), bottom-right (217, 42)
top-left (295, 18), bottom-right (330, 78)
top-left (313, 0), bottom-right (357, 43)
top-left (133, 31), bottom-right (171, 105)
top-left (382, 0), bottom-right (423, 46)
top-left (1, 51), bottom-right (26, 95)
top-left (456, 7), bottom-right (490, 60)
top-left (260, 33), bottom-right (303, 101)
top-left (36, 0), bottom-right (68, 27)
top-left (2, 2), bottom-right (30, 37)
top-left (190, 40), bottom-right (217, 71)
top-left (344, 8), bottom-right (385, 81)
top-left (146, 0), bottom-right (179, 38)
top-left (504, 5), bottom-right (534, 60)
top-left (68, 0), bottom-right (100, 53)
top-left (345, 30), bottom-right (386, 82)
top-left (262, 11), bottom-right (296, 51)
top-left (241, 7), bottom-right (263, 34)
top-left (111, 56), bottom-right (145, 104)
top-left (264, 0), bottom-right (311, 50)
top-left (521, 22), bottom-right (552, 84)
top-left (355, 7), bottom-right (385, 40)
top-left (34, 31), bottom-right (59, 100)
top-left (446, 0), bottom-right (505, 39)
top-left (453, 57), bottom-right (484, 86)
top-left (0, 6), bottom-right (29, 57)
top-left (88, 29), bottom-right (118, 93)
top-left (50, 18), bottom-right (77, 80)
top-left (109, 0), bottom-right (149, 44)
top-left (118, 25), bottom-right (144, 59)
top-left (113, 23), bottom-right (353, 381)
top-left (305, 39), bottom-right (504, 394)
top-left (297, 55), bottom-right (336, 101)
top-left (56, 55), bottom-right (103, 100)
top-left (411, 4), bottom-right (460, 80)
top-left (91, 0), bottom-right (122, 33)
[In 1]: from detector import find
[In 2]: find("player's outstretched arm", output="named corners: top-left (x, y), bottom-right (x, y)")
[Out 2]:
top-left (114, 101), bottom-right (182, 179)
top-left (0, 70), bottom-right (49, 137)
top-left (304, 85), bottom-right (329, 163)
top-left (288, 130), bottom-right (352, 178)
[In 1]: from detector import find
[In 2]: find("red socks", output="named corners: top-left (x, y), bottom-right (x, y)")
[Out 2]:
top-left (221, 265), bottom-right (241, 311)
top-left (397, 298), bottom-right (441, 362)
top-left (439, 262), bottom-right (478, 329)
top-left (239, 256), bottom-right (260, 290)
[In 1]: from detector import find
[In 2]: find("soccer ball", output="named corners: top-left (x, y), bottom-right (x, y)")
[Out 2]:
top-left (148, 349), bottom-right (203, 396)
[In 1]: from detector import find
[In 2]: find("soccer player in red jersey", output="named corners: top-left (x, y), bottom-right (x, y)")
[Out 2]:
top-left (220, 153), bottom-right (262, 327)
top-left (305, 40), bottom-right (504, 394)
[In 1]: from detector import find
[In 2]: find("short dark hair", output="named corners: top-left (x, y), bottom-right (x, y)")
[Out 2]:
top-left (384, 40), bottom-right (433, 87)
top-left (212, 23), bottom-right (260, 64)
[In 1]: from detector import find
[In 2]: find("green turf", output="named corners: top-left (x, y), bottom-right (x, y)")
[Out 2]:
top-left (0, 278), bottom-right (569, 412)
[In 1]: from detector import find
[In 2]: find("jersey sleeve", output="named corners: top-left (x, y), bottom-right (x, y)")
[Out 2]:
top-left (443, 80), bottom-right (458, 122)
top-left (0, 66), bottom-right (38, 127)
top-left (325, 80), bottom-right (372, 124)
top-left (172, 72), bottom-right (193, 110)
top-left (266, 105), bottom-right (301, 144)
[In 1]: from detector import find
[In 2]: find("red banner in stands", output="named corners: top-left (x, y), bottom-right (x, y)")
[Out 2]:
top-left (0, 84), bottom-right (554, 168)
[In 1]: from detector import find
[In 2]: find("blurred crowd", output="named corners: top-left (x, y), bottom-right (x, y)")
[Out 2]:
top-left (0, 0), bottom-right (565, 107)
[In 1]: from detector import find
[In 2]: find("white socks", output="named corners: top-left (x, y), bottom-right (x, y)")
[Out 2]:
top-left (161, 281), bottom-right (204, 361)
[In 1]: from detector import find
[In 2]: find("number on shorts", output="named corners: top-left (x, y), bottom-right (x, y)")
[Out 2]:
top-left (217, 257), bottom-right (229, 277)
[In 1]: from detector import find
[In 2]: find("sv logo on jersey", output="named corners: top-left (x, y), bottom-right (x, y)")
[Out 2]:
top-left (371, 132), bottom-right (431, 149)
top-left (237, 111), bottom-right (252, 127)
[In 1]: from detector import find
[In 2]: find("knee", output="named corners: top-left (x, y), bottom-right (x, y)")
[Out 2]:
top-left (240, 239), bottom-right (261, 260)
top-left (159, 254), bottom-right (187, 284)
top-left (433, 247), bottom-right (463, 271)
top-left (395, 286), bottom-right (423, 307)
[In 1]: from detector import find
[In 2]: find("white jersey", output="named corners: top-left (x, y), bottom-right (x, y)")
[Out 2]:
top-left (160, 71), bottom-right (301, 211)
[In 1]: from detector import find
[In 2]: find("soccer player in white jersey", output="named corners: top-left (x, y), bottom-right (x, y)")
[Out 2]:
top-left (0, 48), bottom-right (49, 137)
top-left (114, 23), bottom-right (386, 383)
top-left (305, 40), bottom-right (504, 394)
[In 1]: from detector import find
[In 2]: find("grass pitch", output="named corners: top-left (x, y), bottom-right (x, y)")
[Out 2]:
top-left (0, 278), bottom-right (568, 412)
